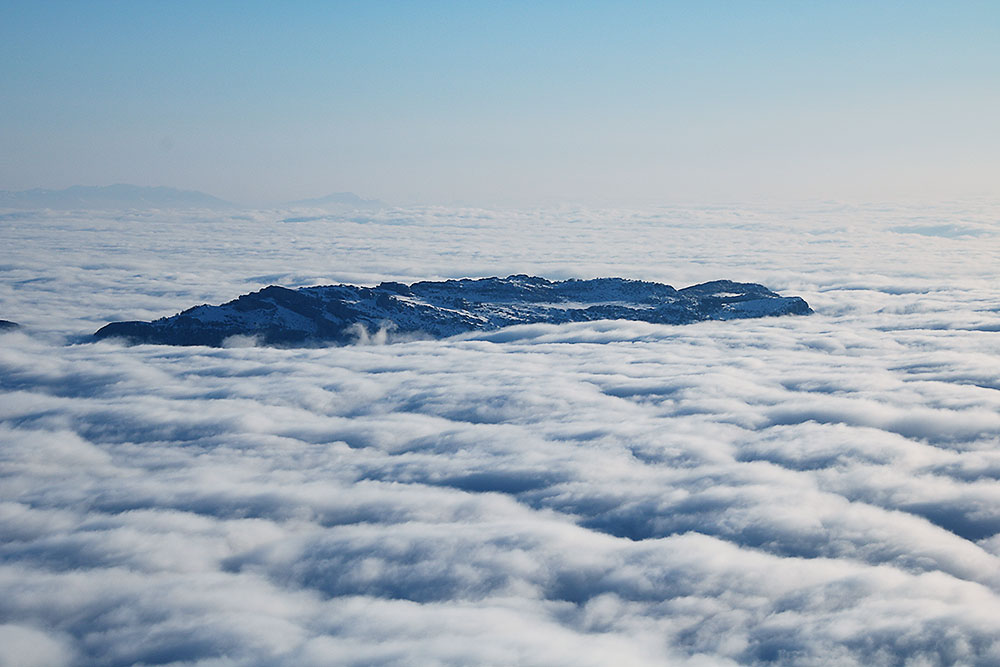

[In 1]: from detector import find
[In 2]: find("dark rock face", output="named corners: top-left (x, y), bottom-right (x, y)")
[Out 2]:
top-left (0, 320), bottom-right (19, 330)
top-left (93, 275), bottom-right (812, 347)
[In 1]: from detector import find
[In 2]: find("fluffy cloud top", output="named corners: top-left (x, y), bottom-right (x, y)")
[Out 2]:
top-left (2, 202), bottom-right (1000, 665)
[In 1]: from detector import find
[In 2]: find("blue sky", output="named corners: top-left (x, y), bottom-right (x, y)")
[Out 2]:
top-left (2, 1), bottom-right (998, 205)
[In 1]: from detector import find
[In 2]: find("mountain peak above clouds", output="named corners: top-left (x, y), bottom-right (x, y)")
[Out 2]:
top-left (94, 275), bottom-right (812, 347)
top-left (0, 184), bottom-right (233, 210)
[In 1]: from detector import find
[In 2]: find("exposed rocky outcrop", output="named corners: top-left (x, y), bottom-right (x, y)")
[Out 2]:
top-left (94, 275), bottom-right (812, 347)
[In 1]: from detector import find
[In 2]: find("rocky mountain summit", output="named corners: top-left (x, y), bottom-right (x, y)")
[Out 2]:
top-left (94, 275), bottom-right (812, 347)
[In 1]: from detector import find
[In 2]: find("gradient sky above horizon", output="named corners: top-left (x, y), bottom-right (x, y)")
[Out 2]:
top-left (2, 1), bottom-right (999, 206)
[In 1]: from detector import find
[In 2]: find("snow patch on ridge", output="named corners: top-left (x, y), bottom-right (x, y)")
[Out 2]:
top-left (93, 275), bottom-right (812, 347)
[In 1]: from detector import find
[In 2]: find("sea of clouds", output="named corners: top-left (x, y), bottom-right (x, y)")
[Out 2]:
top-left (2, 201), bottom-right (1000, 666)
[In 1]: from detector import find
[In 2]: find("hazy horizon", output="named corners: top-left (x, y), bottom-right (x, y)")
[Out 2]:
top-left (9, 181), bottom-right (1000, 211)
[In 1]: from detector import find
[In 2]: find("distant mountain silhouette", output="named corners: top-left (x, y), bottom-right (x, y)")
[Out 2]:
top-left (0, 184), bottom-right (233, 210)
top-left (284, 192), bottom-right (382, 207)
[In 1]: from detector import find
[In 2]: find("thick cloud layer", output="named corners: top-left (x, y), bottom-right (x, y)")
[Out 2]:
top-left (2, 202), bottom-right (1000, 665)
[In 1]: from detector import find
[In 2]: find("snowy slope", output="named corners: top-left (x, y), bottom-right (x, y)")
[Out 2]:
top-left (94, 275), bottom-right (811, 346)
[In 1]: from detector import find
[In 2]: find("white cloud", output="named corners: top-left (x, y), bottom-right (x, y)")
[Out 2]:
top-left (2, 201), bottom-right (1000, 664)
top-left (0, 624), bottom-right (74, 667)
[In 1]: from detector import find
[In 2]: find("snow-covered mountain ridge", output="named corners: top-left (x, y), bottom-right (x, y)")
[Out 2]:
top-left (94, 275), bottom-right (812, 346)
